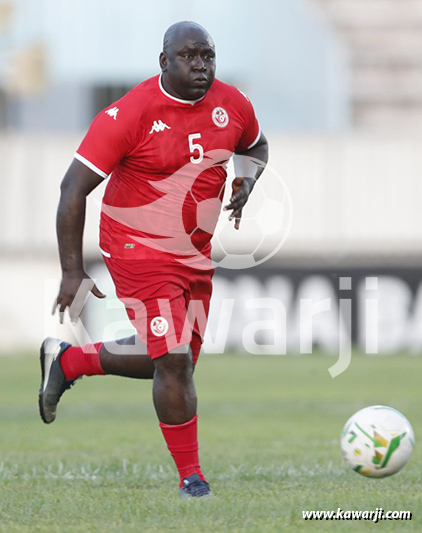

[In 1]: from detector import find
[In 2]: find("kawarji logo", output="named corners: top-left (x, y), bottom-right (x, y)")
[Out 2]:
top-left (149, 120), bottom-right (171, 134)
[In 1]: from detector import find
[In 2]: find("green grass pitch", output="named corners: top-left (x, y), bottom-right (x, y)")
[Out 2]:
top-left (1, 352), bottom-right (421, 532)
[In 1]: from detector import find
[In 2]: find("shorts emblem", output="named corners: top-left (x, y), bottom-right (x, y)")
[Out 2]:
top-left (150, 316), bottom-right (169, 337)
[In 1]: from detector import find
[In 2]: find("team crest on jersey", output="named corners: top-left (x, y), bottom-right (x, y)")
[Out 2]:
top-left (150, 316), bottom-right (169, 337)
top-left (212, 107), bottom-right (229, 128)
top-left (105, 107), bottom-right (119, 120)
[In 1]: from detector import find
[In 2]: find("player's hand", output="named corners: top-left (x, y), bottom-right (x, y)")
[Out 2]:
top-left (52, 271), bottom-right (106, 324)
top-left (223, 177), bottom-right (255, 230)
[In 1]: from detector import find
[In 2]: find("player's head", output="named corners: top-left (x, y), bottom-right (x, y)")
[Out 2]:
top-left (160, 21), bottom-right (216, 100)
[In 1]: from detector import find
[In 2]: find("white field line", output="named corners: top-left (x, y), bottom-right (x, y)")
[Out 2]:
top-left (0, 460), bottom-right (175, 481)
top-left (0, 461), bottom-right (345, 481)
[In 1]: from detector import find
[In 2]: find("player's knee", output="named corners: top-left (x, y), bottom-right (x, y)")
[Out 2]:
top-left (154, 346), bottom-right (193, 378)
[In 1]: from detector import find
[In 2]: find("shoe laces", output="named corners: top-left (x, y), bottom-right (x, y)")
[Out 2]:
top-left (59, 378), bottom-right (77, 397)
top-left (184, 478), bottom-right (210, 497)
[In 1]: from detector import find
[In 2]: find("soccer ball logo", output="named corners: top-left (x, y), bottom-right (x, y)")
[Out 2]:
top-left (150, 317), bottom-right (169, 337)
top-left (102, 150), bottom-right (292, 271)
top-left (212, 107), bottom-right (229, 128)
top-left (193, 160), bottom-right (292, 269)
top-left (340, 405), bottom-right (414, 478)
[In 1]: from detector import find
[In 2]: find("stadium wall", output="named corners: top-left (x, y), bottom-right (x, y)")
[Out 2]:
top-left (0, 134), bottom-right (421, 352)
top-left (1, 134), bottom-right (422, 257)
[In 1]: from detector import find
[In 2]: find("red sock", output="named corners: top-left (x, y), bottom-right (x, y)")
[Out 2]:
top-left (61, 343), bottom-right (106, 380)
top-left (159, 414), bottom-right (205, 486)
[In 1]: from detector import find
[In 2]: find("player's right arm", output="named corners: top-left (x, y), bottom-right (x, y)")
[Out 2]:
top-left (53, 159), bottom-right (106, 324)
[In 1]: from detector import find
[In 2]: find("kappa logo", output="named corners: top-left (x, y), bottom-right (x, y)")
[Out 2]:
top-left (212, 107), bottom-right (229, 128)
top-left (105, 107), bottom-right (119, 120)
top-left (149, 120), bottom-right (171, 134)
top-left (150, 316), bottom-right (169, 337)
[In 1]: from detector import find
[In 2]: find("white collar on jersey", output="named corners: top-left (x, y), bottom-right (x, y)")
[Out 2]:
top-left (158, 74), bottom-right (206, 105)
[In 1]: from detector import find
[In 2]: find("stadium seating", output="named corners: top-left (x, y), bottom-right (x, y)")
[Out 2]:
top-left (314, 0), bottom-right (422, 129)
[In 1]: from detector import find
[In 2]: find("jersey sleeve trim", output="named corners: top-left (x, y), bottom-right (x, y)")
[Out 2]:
top-left (247, 125), bottom-right (261, 150)
top-left (99, 247), bottom-right (111, 258)
top-left (74, 153), bottom-right (109, 179)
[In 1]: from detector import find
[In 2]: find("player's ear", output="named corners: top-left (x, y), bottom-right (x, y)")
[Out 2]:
top-left (159, 52), bottom-right (167, 72)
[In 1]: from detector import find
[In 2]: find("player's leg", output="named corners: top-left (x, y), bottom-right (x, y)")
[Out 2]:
top-left (150, 269), bottom-right (214, 497)
top-left (152, 346), bottom-right (196, 425)
top-left (61, 335), bottom-right (154, 380)
top-left (100, 335), bottom-right (155, 378)
top-left (38, 335), bottom-right (154, 424)
top-left (153, 345), bottom-right (211, 498)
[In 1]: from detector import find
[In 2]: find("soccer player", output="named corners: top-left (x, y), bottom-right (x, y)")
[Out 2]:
top-left (39, 21), bottom-right (268, 498)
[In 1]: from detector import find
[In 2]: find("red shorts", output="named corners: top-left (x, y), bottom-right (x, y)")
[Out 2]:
top-left (104, 257), bottom-right (214, 363)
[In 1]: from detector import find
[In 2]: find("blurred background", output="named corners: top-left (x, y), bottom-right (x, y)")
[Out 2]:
top-left (1, 0), bottom-right (422, 355)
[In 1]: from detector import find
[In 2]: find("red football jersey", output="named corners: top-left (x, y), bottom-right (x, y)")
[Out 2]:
top-left (75, 74), bottom-right (260, 264)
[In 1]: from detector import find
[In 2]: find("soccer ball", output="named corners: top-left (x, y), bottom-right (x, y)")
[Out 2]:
top-left (340, 405), bottom-right (414, 478)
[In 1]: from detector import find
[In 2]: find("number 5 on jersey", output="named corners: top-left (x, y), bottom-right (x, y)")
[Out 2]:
top-left (189, 133), bottom-right (204, 164)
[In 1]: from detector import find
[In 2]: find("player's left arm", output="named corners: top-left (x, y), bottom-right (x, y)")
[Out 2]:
top-left (224, 132), bottom-right (269, 229)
